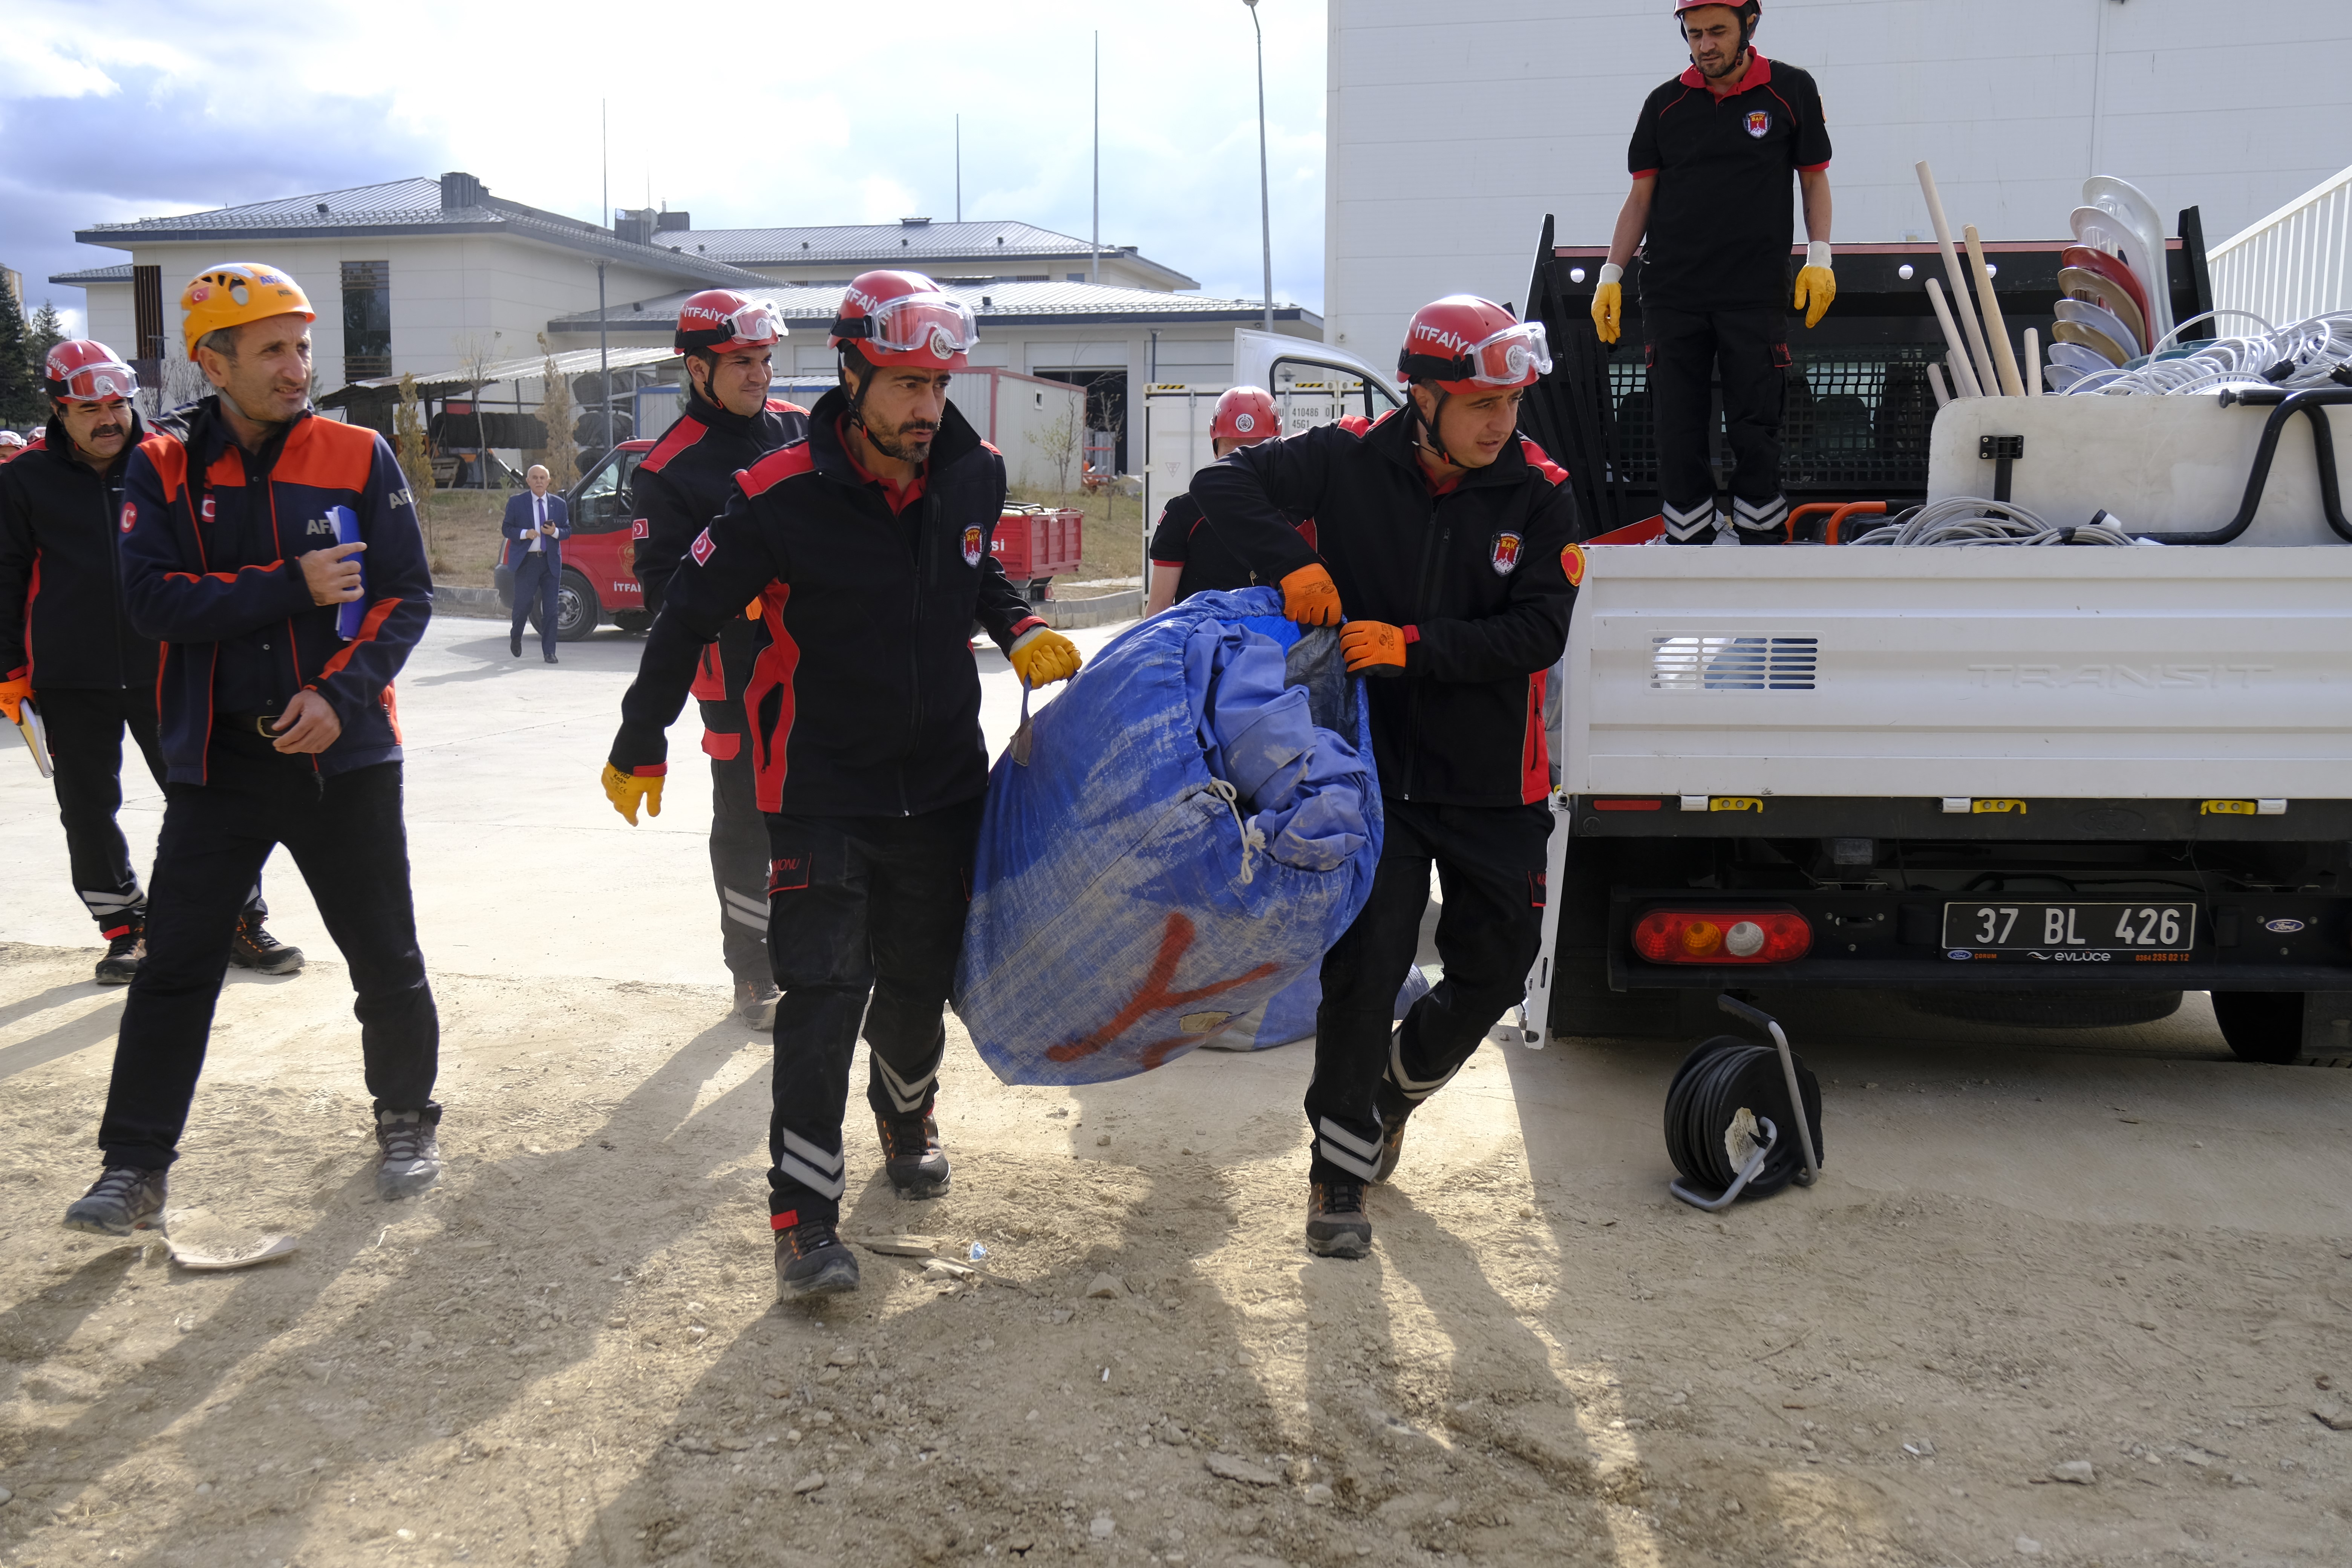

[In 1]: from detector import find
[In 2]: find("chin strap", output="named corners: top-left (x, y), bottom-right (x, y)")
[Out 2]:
top-left (1409, 384), bottom-right (1457, 469)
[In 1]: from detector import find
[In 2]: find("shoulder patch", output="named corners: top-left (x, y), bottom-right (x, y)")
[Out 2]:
top-left (689, 528), bottom-right (717, 566)
top-left (272, 416), bottom-right (374, 490)
top-left (1518, 435), bottom-right (1570, 487)
top-left (1561, 542), bottom-right (1586, 588)
top-left (737, 440), bottom-right (816, 498)
top-left (640, 416), bottom-right (709, 475)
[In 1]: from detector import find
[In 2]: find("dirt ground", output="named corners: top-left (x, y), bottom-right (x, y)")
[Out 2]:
top-left (2, 941), bottom-right (2347, 1568)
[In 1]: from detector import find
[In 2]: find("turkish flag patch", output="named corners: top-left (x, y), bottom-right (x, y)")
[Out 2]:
top-left (199, 496), bottom-right (216, 522)
top-left (631, 517), bottom-right (648, 540)
top-left (768, 853), bottom-right (811, 894)
top-left (1489, 531), bottom-right (1523, 576)
top-left (689, 527), bottom-right (716, 566)
top-left (118, 502), bottom-right (136, 534)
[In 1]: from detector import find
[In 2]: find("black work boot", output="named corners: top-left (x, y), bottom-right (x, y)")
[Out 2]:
top-left (733, 978), bottom-right (780, 1029)
top-left (375, 1108), bottom-right (443, 1200)
top-left (876, 1112), bottom-right (951, 1199)
top-left (63, 1166), bottom-right (167, 1236)
top-left (1306, 1179), bottom-right (1372, 1259)
top-left (228, 915), bottom-right (305, 975)
top-left (94, 919), bottom-right (144, 986)
top-left (775, 1218), bottom-right (860, 1298)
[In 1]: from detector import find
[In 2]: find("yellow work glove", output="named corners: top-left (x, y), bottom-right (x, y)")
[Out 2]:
top-left (1009, 626), bottom-right (1082, 688)
top-left (1278, 564), bottom-right (1343, 627)
top-left (1591, 263), bottom-right (1625, 345)
top-left (0, 676), bottom-right (28, 725)
top-left (1793, 243), bottom-right (1836, 329)
top-left (601, 761), bottom-right (665, 825)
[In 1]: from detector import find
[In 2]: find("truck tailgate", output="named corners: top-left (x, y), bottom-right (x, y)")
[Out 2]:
top-left (1565, 545), bottom-right (2352, 800)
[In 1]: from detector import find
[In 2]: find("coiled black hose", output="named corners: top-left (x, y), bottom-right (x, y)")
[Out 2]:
top-left (1663, 1034), bottom-right (1826, 1200)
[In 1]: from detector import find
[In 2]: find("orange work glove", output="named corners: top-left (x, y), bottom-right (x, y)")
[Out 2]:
top-left (0, 676), bottom-right (28, 724)
top-left (1279, 564), bottom-right (1342, 626)
top-left (1339, 620), bottom-right (1410, 676)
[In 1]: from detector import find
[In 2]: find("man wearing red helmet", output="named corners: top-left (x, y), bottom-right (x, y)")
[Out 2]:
top-left (0, 341), bottom-right (298, 985)
top-left (602, 270), bottom-right (1083, 1299)
top-left (1143, 386), bottom-right (1303, 616)
top-left (1592, 0), bottom-right (1834, 545)
top-left (1192, 296), bottom-right (1578, 1259)
top-left (629, 289), bottom-right (809, 1026)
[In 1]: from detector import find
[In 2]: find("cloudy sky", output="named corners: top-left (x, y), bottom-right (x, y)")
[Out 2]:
top-left (3, 0), bottom-right (1328, 336)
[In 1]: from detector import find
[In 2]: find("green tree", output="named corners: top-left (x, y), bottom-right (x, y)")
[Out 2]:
top-left (26, 300), bottom-right (65, 366)
top-left (0, 288), bottom-right (40, 429)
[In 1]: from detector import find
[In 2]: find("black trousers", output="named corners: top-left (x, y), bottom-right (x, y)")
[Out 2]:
top-left (98, 740), bottom-right (439, 1170)
top-left (40, 686), bottom-right (262, 933)
top-left (511, 551), bottom-right (560, 655)
top-left (761, 797), bottom-right (981, 1225)
top-left (706, 719), bottom-right (772, 985)
top-left (1645, 304), bottom-right (1791, 538)
top-left (1306, 796), bottom-right (1550, 1184)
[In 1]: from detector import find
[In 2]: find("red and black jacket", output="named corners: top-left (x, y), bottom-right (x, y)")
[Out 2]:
top-left (117, 398), bottom-right (433, 783)
top-left (631, 391), bottom-right (810, 758)
top-left (0, 406), bottom-right (156, 691)
top-left (610, 386), bottom-right (1043, 818)
top-left (1189, 409), bottom-right (1578, 807)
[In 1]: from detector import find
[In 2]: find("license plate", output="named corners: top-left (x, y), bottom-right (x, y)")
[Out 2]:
top-left (1942, 900), bottom-right (2197, 953)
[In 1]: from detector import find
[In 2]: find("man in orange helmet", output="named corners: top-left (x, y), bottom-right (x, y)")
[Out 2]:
top-left (1193, 296), bottom-right (1578, 1259)
top-left (60, 263), bottom-right (442, 1237)
top-left (603, 270), bottom-right (1082, 1300)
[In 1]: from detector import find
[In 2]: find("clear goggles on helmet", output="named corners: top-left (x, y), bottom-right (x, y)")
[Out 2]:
top-left (861, 292), bottom-right (979, 358)
top-left (1459, 320), bottom-right (1553, 386)
top-left (58, 358), bottom-right (140, 404)
top-left (714, 300), bottom-right (785, 348)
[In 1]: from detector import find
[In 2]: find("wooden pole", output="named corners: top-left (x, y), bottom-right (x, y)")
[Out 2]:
top-left (1964, 225), bottom-right (2027, 397)
top-left (1925, 279), bottom-right (1984, 398)
top-left (1915, 161), bottom-right (2003, 397)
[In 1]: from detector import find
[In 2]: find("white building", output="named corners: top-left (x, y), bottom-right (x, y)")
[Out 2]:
top-left (53, 173), bottom-right (764, 395)
top-left (1324, 0), bottom-right (2352, 355)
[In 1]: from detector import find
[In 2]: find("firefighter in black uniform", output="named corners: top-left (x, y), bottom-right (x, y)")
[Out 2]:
top-left (1144, 385), bottom-right (1290, 615)
top-left (1192, 294), bottom-right (1577, 1259)
top-left (630, 289), bottom-right (808, 1026)
top-left (0, 340), bottom-right (298, 985)
top-left (1592, 0), bottom-right (1835, 545)
top-left (603, 270), bottom-right (1083, 1300)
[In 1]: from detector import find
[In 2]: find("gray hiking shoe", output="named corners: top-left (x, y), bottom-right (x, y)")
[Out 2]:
top-left (1305, 1179), bottom-right (1372, 1259)
top-left (775, 1219), bottom-right (860, 1299)
top-left (63, 1166), bottom-right (167, 1236)
top-left (375, 1109), bottom-right (443, 1200)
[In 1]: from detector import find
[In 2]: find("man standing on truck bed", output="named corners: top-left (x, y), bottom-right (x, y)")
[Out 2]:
top-left (1591, 0), bottom-right (1834, 545)
top-left (0, 340), bottom-right (301, 986)
top-left (1192, 295), bottom-right (1577, 1259)
top-left (602, 270), bottom-right (1083, 1300)
top-left (1144, 386), bottom-right (1294, 616)
top-left (629, 289), bottom-right (808, 1028)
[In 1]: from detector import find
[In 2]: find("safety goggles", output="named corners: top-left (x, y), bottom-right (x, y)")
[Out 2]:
top-left (855, 292), bottom-right (979, 359)
top-left (58, 359), bottom-right (139, 403)
top-left (717, 300), bottom-right (785, 348)
top-left (1459, 320), bottom-right (1552, 386)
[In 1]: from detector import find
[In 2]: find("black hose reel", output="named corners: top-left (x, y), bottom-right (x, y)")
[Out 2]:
top-left (1663, 994), bottom-right (1825, 1211)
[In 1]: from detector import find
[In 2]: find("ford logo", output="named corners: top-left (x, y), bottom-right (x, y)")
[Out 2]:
top-left (2263, 918), bottom-right (2306, 934)
top-left (1946, 949), bottom-right (1971, 960)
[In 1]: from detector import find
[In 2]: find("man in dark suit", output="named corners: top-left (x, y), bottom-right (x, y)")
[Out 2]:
top-left (503, 465), bottom-right (571, 663)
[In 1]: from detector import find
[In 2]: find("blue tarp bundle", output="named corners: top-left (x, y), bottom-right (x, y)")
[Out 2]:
top-left (1211, 961), bottom-right (1432, 1053)
top-left (954, 587), bottom-right (1383, 1085)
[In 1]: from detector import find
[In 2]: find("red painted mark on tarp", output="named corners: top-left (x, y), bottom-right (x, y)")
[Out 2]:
top-left (1045, 911), bottom-right (1282, 1064)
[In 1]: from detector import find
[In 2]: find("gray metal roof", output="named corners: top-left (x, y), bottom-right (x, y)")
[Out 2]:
top-left (550, 278), bottom-right (1318, 335)
top-left (49, 264), bottom-right (133, 285)
top-left (75, 175), bottom-right (764, 289)
top-left (340, 344), bottom-right (681, 393)
top-left (651, 219), bottom-right (1199, 290)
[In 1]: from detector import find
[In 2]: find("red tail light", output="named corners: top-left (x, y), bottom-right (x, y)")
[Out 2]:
top-left (1633, 907), bottom-right (1812, 965)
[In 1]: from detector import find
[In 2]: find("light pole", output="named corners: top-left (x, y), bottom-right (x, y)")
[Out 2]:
top-left (1245, 0), bottom-right (1272, 332)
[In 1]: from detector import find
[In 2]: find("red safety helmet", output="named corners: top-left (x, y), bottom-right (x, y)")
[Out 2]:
top-left (1674, 0), bottom-right (1756, 14)
top-left (1210, 386), bottom-right (1281, 445)
top-left (1396, 297), bottom-right (1552, 395)
top-left (675, 289), bottom-right (786, 357)
top-left (44, 340), bottom-right (139, 404)
top-left (828, 270), bottom-right (978, 371)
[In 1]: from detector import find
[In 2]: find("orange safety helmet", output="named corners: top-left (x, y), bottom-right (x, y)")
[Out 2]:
top-left (180, 263), bottom-right (315, 360)
top-left (1210, 386), bottom-right (1282, 445)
